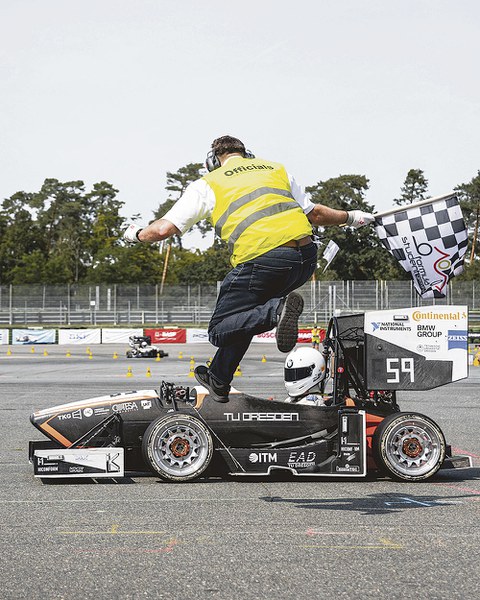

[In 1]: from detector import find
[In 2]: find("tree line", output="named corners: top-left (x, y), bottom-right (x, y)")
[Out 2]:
top-left (0, 166), bottom-right (478, 285)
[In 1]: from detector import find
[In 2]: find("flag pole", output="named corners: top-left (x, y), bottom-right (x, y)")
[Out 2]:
top-left (373, 192), bottom-right (456, 219)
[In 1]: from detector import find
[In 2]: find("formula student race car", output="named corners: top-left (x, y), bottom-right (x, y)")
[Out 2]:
top-left (29, 306), bottom-right (472, 483)
top-left (125, 335), bottom-right (168, 359)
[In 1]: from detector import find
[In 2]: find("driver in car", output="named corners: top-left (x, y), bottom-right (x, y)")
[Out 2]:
top-left (284, 346), bottom-right (331, 406)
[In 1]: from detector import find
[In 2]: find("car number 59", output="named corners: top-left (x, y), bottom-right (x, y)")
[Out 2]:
top-left (386, 358), bottom-right (415, 383)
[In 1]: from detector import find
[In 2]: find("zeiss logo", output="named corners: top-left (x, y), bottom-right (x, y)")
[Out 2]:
top-left (447, 330), bottom-right (467, 350)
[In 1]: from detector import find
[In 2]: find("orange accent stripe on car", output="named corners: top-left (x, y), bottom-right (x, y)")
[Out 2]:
top-left (40, 421), bottom-right (73, 447)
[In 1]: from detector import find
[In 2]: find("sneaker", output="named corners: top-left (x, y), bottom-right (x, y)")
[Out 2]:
top-left (194, 365), bottom-right (230, 403)
top-left (276, 292), bottom-right (304, 353)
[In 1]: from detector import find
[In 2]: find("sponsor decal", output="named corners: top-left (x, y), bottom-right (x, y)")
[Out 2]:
top-left (58, 410), bottom-right (82, 421)
top-left (447, 330), bottom-right (468, 351)
top-left (37, 465), bottom-right (59, 473)
top-left (224, 412), bottom-right (299, 422)
top-left (83, 408), bottom-right (93, 417)
top-left (416, 325), bottom-right (442, 338)
top-left (336, 465), bottom-right (361, 473)
top-left (288, 451), bottom-right (316, 468)
top-left (141, 400), bottom-right (152, 410)
top-left (37, 455), bottom-right (63, 465)
top-left (400, 236), bottom-right (452, 296)
top-left (107, 453), bottom-right (121, 473)
top-left (69, 466), bottom-right (85, 473)
top-left (248, 452), bottom-right (277, 464)
top-left (416, 344), bottom-right (441, 353)
top-left (94, 407), bottom-right (110, 416)
top-left (371, 320), bottom-right (411, 332)
top-left (112, 401), bottom-right (138, 413)
top-left (412, 310), bottom-right (466, 321)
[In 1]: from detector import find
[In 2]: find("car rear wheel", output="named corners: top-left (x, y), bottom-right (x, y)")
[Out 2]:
top-left (372, 412), bottom-right (446, 481)
top-left (142, 414), bottom-right (213, 482)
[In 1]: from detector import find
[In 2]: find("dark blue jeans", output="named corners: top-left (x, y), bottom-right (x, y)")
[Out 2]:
top-left (208, 242), bottom-right (317, 385)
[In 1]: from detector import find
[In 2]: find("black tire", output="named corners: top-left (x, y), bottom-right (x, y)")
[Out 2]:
top-left (372, 412), bottom-right (446, 481)
top-left (126, 351), bottom-right (133, 358)
top-left (142, 414), bottom-right (213, 482)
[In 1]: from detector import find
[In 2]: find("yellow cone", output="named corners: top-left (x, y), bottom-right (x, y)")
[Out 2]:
top-left (88, 352), bottom-right (93, 360)
top-left (156, 352), bottom-right (161, 362)
top-left (6, 348), bottom-right (12, 356)
top-left (43, 349), bottom-right (49, 357)
top-left (261, 354), bottom-right (267, 363)
top-left (66, 350), bottom-right (71, 358)
top-left (178, 351), bottom-right (183, 359)
top-left (126, 366), bottom-right (133, 378)
top-left (146, 367), bottom-right (152, 377)
top-left (113, 352), bottom-right (118, 360)
top-left (31, 346), bottom-right (35, 353)
top-left (234, 364), bottom-right (242, 377)
top-left (188, 364), bottom-right (195, 378)
top-left (86, 347), bottom-right (91, 355)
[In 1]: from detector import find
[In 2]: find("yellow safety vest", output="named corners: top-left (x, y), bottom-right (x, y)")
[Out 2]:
top-left (203, 157), bottom-right (312, 266)
top-left (311, 328), bottom-right (320, 342)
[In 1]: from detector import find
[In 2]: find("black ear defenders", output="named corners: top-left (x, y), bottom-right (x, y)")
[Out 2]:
top-left (205, 150), bottom-right (221, 172)
top-left (205, 148), bottom-right (256, 172)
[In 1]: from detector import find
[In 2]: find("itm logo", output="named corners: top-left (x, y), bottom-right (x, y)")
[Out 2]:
top-left (447, 330), bottom-right (467, 350)
top-left (248, 452), bottom-right (277, 464)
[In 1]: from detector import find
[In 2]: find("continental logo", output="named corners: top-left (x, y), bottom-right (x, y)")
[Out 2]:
top-left (412, 310), bottom-right (467, 321)
top-left (224, 164), bottom-right (274, 176)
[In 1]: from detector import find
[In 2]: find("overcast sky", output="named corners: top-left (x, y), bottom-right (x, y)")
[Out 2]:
top-left (1, 0), bottom-right (479, 249)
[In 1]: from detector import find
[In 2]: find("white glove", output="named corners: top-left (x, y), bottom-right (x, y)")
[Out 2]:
top-left (123, 224), bottom-right (143, 243)
top-left (345, 210), bottom-right (375, 228)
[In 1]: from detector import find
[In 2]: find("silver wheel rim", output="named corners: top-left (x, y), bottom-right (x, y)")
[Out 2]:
top-left (150, 419), bottom-right (210, 477)
top-left (384, 419), bottom-right (443, 477)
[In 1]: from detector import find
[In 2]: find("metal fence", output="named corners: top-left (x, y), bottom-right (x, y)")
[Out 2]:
top-left (0, 280), bottom-right (478, 327)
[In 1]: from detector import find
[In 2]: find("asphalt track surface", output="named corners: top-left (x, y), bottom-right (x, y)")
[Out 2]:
top-left (1, 343), bottom-right (479, 600)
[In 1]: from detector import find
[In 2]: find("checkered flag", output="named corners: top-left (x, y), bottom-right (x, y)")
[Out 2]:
top-left (374, 194), bottom-right (468, 299)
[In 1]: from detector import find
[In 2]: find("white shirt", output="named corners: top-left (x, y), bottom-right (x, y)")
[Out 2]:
top-left (162, 158), bottom-right (315, 235)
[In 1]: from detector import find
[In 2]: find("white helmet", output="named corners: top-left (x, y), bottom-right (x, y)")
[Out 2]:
top-left (284, 347), bottom-right (326, 397)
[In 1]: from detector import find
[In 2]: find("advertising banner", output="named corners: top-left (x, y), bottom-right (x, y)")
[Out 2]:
top-left (297, 328), bottom-right (326, 344)
top-left (144, 328), bottom-right (187, 344)
top-left (12, 329), bottom-right (56, 345)
top-left (186, 328), bottom-right (209, 343)
top-left (252, 329), bottom-right (326, 344)
top-left (0, 330), bottom-right (9, 345)
top-left (101, 328), bottom-right (143, 344)
top-left (252, 330), bottom-right (277, 343)
top-left (58, 329), bottom-right (102, 345)
top-left (364, 305), bottom-right (468, 390)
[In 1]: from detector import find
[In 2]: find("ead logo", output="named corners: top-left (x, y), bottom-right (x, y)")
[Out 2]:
top-left (447, 330), bottom-right (467, 350)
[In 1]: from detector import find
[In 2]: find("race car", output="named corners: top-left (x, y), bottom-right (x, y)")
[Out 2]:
top-left (125, 335), bottom-right (168, 359)
top-left (29, 307), bottom-right (472, 482)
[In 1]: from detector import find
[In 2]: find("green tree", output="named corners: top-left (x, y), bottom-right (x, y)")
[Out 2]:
top-left (306, 175), bottom-right (404, 280)
top-left (455, 170), bottom-right (480, 265)
top-left (0, 179), bottom-right (127, 284)
top-left (153, 163), bottom-right (211, 247)
top-left (0, 191), bottom-right (41, 283)
top-left (394, 169), bottom-right (429, 206)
